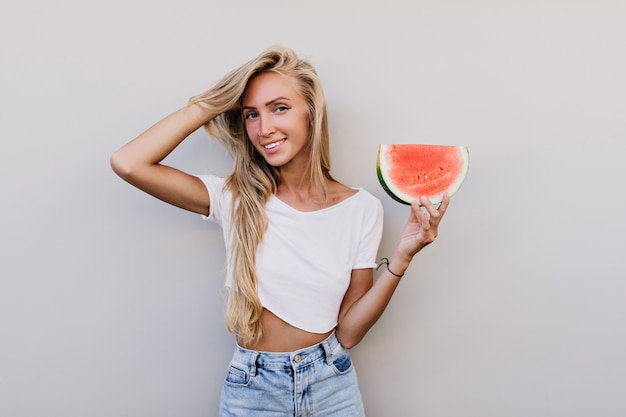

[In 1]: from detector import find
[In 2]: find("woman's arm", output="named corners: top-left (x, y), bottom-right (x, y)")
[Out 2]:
top-left (335, 194), bottom-right (450, 348)
top-left (110, 103), bottom-right (218, 215)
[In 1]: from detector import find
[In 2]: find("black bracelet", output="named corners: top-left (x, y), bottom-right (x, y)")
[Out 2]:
top-left (376, 257), bottom-right (404, 278)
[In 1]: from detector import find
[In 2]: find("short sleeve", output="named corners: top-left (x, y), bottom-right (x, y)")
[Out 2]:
top-left (352, 196), bottom-right (384, 269)
top-left (195, 174), bottom-right (228, 225)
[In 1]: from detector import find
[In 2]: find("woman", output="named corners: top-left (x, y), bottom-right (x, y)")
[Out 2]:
top-left (110, 46), bottom-right (449, 416)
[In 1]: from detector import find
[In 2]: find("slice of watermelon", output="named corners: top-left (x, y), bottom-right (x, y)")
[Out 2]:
top-left (377, 144), bottom-right (470, 205)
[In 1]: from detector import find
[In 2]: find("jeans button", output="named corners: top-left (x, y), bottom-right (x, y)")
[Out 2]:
top-left (293, 354), bottom-right (302, 363)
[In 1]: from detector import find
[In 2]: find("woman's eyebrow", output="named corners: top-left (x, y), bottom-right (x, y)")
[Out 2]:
top-left (242, 97), bottom-right (292, 110)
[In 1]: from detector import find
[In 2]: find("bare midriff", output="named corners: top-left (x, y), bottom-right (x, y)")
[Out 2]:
top-left (240, 308), bottom-right (334, 352)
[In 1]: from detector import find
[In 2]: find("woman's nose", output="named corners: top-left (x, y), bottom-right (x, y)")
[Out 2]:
top-left (259, 117), bottom-right (276, 137)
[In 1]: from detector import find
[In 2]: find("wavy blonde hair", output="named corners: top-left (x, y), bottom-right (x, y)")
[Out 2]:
top-left (189, 46), bottom-right (332, 345)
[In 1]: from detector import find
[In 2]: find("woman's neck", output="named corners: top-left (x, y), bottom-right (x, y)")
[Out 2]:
top-left (275, 175), bottom-right (326, 210)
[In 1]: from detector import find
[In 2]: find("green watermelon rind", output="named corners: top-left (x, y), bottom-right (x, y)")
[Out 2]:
top-left (376, 144), bottom-right (470, 205)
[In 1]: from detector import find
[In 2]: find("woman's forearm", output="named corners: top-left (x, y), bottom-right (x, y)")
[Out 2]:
top-left (111, 102), bottom-right (217, 177)
top-left (336, 251), bottom-right (413, 348)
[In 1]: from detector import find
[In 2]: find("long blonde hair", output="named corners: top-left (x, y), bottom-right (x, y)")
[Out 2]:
top-left (189, 46), bottom-right (332, 345)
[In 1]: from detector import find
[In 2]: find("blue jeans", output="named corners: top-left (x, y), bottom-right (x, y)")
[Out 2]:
top-left (219, 332), bottom-right (365, 416)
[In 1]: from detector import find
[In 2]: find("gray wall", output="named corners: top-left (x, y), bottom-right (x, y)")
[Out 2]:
top-left (2, 1), bottom-right (625, 416)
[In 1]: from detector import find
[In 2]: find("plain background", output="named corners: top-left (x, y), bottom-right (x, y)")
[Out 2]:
top-left (2, 1), bottom-right (625, 416)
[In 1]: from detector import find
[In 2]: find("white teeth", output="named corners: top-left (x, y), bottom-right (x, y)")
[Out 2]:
top-left (264, 140), bottom-right (285, 149)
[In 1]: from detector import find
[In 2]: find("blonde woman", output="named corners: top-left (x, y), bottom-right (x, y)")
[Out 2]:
top-left (110, 46), bottom-right (449, 416)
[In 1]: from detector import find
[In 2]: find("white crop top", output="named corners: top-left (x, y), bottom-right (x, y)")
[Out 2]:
top-left (197, 175), bottom-right (384, 333)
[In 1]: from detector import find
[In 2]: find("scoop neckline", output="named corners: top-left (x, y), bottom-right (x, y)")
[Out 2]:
top-left (270, 188), bottom-right (363, 214)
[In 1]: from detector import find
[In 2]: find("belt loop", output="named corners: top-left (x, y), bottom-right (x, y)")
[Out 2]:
top-left (322, 333), bottom-right (334, 365)
top-left (249, 351), bottom-right (259, 376)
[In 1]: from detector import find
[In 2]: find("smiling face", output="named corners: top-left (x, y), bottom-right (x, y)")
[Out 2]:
top-left (241, 71), bottom-right (311, 170)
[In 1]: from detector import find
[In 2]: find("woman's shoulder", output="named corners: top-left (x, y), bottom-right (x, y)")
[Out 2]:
top-left (327, 180), bottom-right (381, 208)
top-left (196, 173), bottom-right (227, 188)
top-left (326, 181), bottom-right (357, 206)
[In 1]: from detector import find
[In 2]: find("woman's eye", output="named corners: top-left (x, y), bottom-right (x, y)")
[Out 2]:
top-left (245, 112), bottom-right (258, 120)
top-left (275, 106), bottom-right (289, 113)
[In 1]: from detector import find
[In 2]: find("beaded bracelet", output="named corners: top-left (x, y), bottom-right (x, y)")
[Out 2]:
top-left (376, 257), bottom-right (404, 278)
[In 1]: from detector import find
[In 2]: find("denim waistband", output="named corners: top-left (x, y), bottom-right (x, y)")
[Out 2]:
top-left (231, 331), bottom-right (342, 371)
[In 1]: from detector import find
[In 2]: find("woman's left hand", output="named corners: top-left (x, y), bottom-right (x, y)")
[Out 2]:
top-left (396, 193), bottom-right (450, 260)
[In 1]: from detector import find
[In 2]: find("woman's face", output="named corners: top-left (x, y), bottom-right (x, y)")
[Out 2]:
top-left (242, 72), bottom-right (311, 169)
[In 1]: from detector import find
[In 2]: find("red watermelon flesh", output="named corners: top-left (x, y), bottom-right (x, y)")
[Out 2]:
top-left (377, 144), bottom-right (470, 205)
